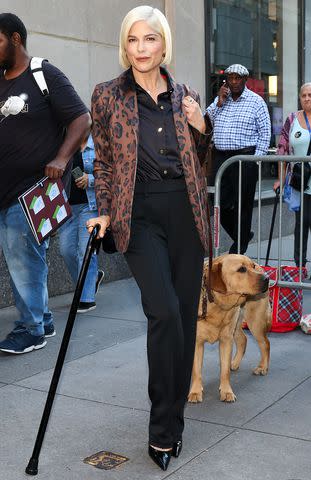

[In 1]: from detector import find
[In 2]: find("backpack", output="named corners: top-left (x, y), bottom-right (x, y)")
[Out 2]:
top-left (30, 57), bottom-right (49, 98)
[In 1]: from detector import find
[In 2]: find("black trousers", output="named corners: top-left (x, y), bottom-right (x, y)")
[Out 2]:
top-left (214, 147), bottom-right (257, 254)
top-left (124, 179), bottom-right (204, 448)
top-left (294, 193), bottom-right (311, 266)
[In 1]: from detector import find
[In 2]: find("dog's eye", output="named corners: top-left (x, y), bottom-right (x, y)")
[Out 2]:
top-left (237, 266), bottom-right (247, 273)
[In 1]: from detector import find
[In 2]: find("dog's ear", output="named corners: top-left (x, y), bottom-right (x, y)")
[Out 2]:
top-left (210, 262), bottom-right (227, 293)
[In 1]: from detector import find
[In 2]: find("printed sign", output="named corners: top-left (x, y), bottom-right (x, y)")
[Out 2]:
top-left (18, 176), bottom-right (71, 244)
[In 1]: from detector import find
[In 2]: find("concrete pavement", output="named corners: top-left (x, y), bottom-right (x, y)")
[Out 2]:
top-left (1, 235), bottom-right (311, 479)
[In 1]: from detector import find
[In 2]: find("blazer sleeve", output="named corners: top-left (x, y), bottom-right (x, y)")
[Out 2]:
top-left (91, 84), bottom-right (113, 216)
top-left (276, 113), bottom-right (294, 156)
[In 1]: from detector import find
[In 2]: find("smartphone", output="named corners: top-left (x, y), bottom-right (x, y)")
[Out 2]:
top-left (222, 80), bottom-right (230, 97)
top-left (72, 166), bottom-right (84, 180)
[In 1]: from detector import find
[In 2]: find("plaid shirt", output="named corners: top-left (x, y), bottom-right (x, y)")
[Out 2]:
top-left (206, 87), bottom-right (271, 155)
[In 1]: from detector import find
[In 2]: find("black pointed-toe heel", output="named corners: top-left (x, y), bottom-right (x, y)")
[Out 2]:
top-left (148, 445), bottom-right (171, 471)
top-left (172, 440), bottom-right (183, 458)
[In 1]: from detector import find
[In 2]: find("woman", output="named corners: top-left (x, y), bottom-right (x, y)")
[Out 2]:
top-left (274, 83), bottom-right (311, 267)
top-left (59, 134), bottom-right (104, 312)
top-left (88, 6), bottom-right (212, 471)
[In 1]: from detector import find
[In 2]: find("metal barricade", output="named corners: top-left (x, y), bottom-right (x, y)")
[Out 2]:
top-left (213, 155), bottom-right (311, 290)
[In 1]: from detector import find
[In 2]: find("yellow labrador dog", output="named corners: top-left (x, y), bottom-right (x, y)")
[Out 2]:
top-left (188, 254), bottom-right (271, 404)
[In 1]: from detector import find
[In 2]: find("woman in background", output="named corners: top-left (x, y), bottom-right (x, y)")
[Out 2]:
top-left (274, 83), bottom-right (311, 267)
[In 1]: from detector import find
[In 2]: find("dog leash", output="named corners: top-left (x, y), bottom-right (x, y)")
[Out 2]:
top-left (201, 271), bottom-right (208, 317)
top-left (206, 197), bottom-right (214, 303)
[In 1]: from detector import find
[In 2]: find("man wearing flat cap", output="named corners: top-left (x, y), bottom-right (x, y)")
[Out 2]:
top-left (207, 63), bottom-right (271, 254)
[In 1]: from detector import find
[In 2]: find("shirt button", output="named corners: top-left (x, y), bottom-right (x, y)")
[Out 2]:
top-left (158, 127), bottom-right (163, 132)
top-left (163, 170), bottom-right (167, 175)
top-left (159, 149), bottom-right (164, 154)
top-left (160, 105), bottom-right (164, 110)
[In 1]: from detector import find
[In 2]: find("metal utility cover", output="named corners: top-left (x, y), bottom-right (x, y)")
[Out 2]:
top-left (83, 450), bottom-right (129, 470)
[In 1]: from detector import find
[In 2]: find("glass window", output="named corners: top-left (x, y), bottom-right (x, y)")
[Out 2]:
top-left (207, 0), bottom-right (299, 179)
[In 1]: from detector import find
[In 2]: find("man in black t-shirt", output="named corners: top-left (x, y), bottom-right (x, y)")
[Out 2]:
top-left (0, 13), bottom-right (91, 354)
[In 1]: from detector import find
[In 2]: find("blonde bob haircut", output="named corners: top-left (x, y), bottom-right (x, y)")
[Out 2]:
top-left (119, 6), bottom-right (172, 69)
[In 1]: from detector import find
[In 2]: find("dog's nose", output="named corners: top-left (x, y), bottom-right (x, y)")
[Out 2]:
top-left (260, 275), bottom-right (269, 292)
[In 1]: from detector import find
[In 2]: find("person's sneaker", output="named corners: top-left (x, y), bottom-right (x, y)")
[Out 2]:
top-left (0, 331), bottom-right (46, 354)
top-left (95, 270), bottom-right (105, 295)
top-left (77, 301), bottom-right (96, 313)
top-left (44, 323), bottom-right (56, 338)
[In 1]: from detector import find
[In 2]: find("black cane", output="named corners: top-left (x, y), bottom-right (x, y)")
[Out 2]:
top-left (26, 225), bottom-right (101, 475)
top-left (265, 187), bottom-right (280, 266)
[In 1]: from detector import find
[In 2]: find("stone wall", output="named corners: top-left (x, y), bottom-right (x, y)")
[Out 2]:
top-left (0, 0), bottom-right (207, 105)
top-left (0, 0), bottom-right (209, 307)
top-left (0, 235), bottom-right (131, 308)
top-left (1, 1), bottom-right (291, 308)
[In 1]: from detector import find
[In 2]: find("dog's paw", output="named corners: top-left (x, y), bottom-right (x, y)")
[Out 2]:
top-left (219, 389), bottom-right (236, 402)
top-left (188, 391), bottom-right (203, 403)
top-left (253, 366), bottom-right (268, 376)
top-left (230, 359), bottom-right (240, 371)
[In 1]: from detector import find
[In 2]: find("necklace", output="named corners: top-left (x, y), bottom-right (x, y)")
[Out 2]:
top-left (144, 77), bottom-right (166, 96)
top-left (146, 84), bottom-right (160, 96)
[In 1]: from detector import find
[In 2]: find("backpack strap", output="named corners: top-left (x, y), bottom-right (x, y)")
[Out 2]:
top-left (30, 57), bottom-right (49, 97)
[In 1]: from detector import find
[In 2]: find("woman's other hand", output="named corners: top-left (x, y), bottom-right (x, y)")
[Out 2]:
top-left (182, 96), bottom-right (206, 134)
top-left (86, 215), bottom-right (111, 238)
top-left (75, 173), bottom-right (88, 189)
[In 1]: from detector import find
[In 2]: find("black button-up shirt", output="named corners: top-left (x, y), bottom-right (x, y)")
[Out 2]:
top-left (134, 74), bottom-right (184, 182)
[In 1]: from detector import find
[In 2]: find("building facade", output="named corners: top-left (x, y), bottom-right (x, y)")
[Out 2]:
top-left (1, 1), bottom-right (307, 124)
top-left (2, 1), bottom-right (307, 144)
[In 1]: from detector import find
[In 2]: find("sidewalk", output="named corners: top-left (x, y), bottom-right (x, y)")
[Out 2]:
top-left (1, 236), bottom-right (311, 479)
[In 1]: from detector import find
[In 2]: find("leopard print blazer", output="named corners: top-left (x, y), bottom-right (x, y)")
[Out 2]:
top-left (91, 68), bottom-right (212, 253)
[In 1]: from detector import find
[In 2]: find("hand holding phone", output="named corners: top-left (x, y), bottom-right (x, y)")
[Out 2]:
top-left (217, 80), bottom-right (230, 107)
top-left (71, 166), bottom-right (84, 180)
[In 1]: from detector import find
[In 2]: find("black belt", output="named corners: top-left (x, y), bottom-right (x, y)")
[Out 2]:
top-left (215, 146), bottom-right (256, 155)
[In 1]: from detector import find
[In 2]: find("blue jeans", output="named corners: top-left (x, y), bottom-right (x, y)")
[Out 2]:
top-left (58, 203), bottom-right (98, 302)
top-left (0, 203), bottom-right (53, 336)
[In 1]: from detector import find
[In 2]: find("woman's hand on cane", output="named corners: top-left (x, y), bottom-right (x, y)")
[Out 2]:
top-left (273, 180), bottom-right (280, 192)
top-left (86, 215), bottom-right (111, 238)
top-left (274, 162), bottom-right (287, 192)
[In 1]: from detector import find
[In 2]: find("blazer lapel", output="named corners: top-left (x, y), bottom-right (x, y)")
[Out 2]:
top-left (118, 69), bottom-right (139, 137)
